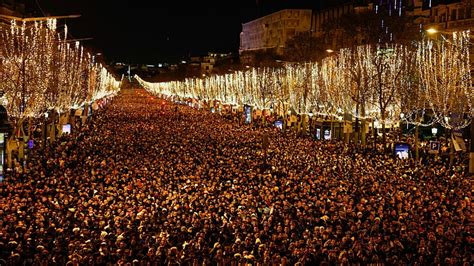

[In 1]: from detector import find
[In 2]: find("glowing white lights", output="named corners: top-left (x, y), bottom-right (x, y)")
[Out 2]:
top-left (0, 18), bottom-right (121, 120)
top-left (135, 31), bottom-right (472, 131)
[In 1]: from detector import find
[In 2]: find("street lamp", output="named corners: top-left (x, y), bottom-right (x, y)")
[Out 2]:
top-left (426, 28), bottom-right (438, 35)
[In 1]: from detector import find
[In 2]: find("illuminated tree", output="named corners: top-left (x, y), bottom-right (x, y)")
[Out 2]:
top-left (337, 46), bottom-right (376, 145)
top-left (418, 31), bottom-right (473, 164)
top-left (419, 31), bottom-right (473, 131)
top-left (136, 31), bottom-right (471, 155)
top-left (370, 44), bottom-right (408, 145)
top-left (0, 19), bottom-right (121, 166)
top-left (273, 68), bottom-right (291, 129)
top-left (0, 20), bottom-right (54, 126)
top-left (318, 56), bottom-right (352, 138)
top-left (0, 20), bottom-right (55, 162)
top-left (399, 44), bottom-right (432, 160)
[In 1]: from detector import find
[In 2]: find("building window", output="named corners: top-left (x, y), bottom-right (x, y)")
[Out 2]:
top-left (458, 8), bottom-right (465, 20)
top-left (451, 9), bottom-right (457, 21)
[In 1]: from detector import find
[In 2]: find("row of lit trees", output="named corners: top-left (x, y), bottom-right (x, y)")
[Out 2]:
top-left (137, 31), bottom-right (473, 147)
top-left (0, 18), bottom-right (121, 166)
top-left (0, 19), bottom-right (121, 134)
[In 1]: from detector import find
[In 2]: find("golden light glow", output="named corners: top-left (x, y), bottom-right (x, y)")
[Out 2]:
top-left (426, 28), bottom-right (438, 34)
top-left (135, 31), bottom-right (472, 131)
top-left (0, 18), bottom-right (121, 121)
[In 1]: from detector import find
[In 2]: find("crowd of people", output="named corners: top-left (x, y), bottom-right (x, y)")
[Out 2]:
top-left (0, 89), bottom-right (471, 265)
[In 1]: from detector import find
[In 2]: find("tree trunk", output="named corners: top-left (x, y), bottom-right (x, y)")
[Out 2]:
top-left (345, 122), bottom-right (350, 143)
top-left (354, 106), bottom-right (360, 143)
top-left (339, 121), bottom-right (343, 140)
top-left (22, 117), bottom-right (33, 167)
top-left (330, 118), bottom-right (334, 140)
top-left (301, 114), bottom-right (308, 136)
top-left (84, 103), bottom-right (90, 117)
top-left (295, 116), bottom-right (299, 135)
top-left (373, 119), bottom-right (377, 150)
top-left (449, 129), bottom-right (454, 167)
top-left (382, 122), bottom-right (386, 148)
top-left (49, 112), bottom-right (56, 142)
top-left (27, 117), bottom-right (32, 140)
top-left (7, 118), bottom-right (25, 168)
top-left (6, 139), bottom-right (13, 169)
top-left (18, 138), bottom-right (24, 161)
top-left (381, 110), bottom-right (387, 148)
top-left (415, 124), bottom-right (419, 161)
top-left (470, 118), bottom-right (474, 174)
top-left (43, 116), bottom-right (47, 150)
top-left (361, 104), bottom-right (366, 147)
top-left (361, 119), bottom-right (366, 147)
top-left (70, 111), bottom-right (76, 132)
top-left (320, 121), bottom-right (324, 140)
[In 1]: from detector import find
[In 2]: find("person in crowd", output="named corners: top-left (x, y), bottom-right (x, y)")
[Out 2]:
top-left (0, 89), bottom-right (471, 265)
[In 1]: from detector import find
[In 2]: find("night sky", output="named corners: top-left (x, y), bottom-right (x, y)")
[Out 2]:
top-left (22, 0), bottom-right (346, 64)
top-left (21, 0), bottom-right (455, 64)
top-left (25, 0), bottom-right (260, 64)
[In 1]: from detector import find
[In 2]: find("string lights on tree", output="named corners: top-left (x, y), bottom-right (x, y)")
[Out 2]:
top-left (136, 30), bottom-right (471, 146)
top-left (0, 18), bottom-right (121, 165)
top-left (419, 31), bottom-right (473, 131)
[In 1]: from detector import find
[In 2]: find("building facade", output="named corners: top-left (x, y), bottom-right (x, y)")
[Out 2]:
top-left (0, 0), bottom-right (25, 30)
top-left (311, 3), bottom-right (356, 51)
top-left (240, 1), bottom-right (474, 65)
top-left (240, 9), bottom-right (313, 56)
top-left (239, 5), bottom-right (361, 64)
top-left (0, 0), bottom-right (24, 18)
top-left (411, 0), bottom-right (474, 32)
